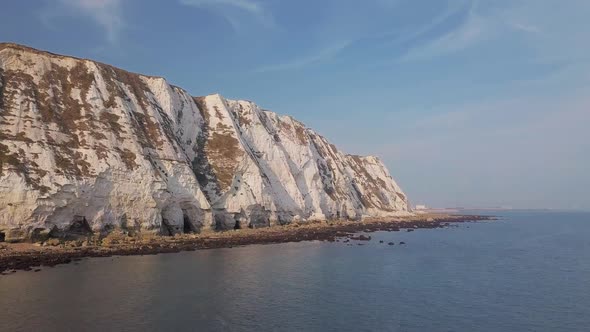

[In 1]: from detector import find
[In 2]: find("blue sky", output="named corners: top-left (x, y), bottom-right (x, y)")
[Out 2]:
top-left (1, 0), bottom-right (589, 209)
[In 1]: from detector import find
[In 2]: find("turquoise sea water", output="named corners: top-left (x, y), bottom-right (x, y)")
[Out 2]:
top-left (1, 211), bottom-right (589, 331)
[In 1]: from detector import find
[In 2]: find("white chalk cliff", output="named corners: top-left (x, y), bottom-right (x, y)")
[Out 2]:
top-left (0, 43), bottom-right (409, 240)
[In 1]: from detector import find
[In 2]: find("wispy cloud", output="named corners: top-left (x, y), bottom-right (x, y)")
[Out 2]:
top-left (182, 0), bottom-right (262, 13)
top-left (253, 0), bottom-right (470, 73)
top-left (396, 0), bottom-right (585, 63)
top-left (399, 1), bottom-right (488, 62)
top-left (253, 41), bottom-right (352, 73)
top-left (374, 85), bottom-right (590, 209)
top-left (509, 22), bottom-right (541, 33)
top-left (179, 0), bottom-right (274, 30)
top-left (54, 0), bottom-right (124, 44)
top-left (384, 0), bottom-right (472, 46)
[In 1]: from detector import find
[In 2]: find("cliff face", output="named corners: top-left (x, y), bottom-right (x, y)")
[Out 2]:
top-left (0, 43), bottom-right (409, 240)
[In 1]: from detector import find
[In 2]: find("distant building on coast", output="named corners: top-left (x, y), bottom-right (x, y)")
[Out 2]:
top-left (415, 204), bottom-right (427, 210)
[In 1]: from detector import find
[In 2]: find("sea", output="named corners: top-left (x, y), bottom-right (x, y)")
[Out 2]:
top-left (1, 211), bottom-right (589, 331)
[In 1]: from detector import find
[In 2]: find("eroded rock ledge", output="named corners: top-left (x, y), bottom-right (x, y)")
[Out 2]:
top-left (0, 214), bottom-right (496, 273)
top-left (0, 43), bottom-right (409, 240)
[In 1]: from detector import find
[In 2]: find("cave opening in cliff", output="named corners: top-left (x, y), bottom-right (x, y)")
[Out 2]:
top-left (68, 216), bottom-right (93, 235)
top-left (183, 213), bottom-right (196, 234)
top-left (234, 220), bottom-right (241, 230)
top-left (0, 231), bottom-right (5, 242)
top-left (161, 219), bottom-right (174, 236)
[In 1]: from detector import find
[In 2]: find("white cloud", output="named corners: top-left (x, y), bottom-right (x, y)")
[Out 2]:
top-left (386, 0), bottom-right (471, 46)
top-left (509, 22), bottom-right (540, 33)
top-left (397, 0), bottom-right (590, 64)
top-left (399, 1), bottom-right (489, 62)
top-left (57, 0), bottom-right (124, 43)
top-left (179, 0), bottom-right (274, 30)
top-left (254, 0), bottom-right (471, 73)
top-left (499, 0), bottom-right (590, 64)
top-left (182, 0), bottom-right (262, 13)
top-left (253, 41), bottom-right (352, 73)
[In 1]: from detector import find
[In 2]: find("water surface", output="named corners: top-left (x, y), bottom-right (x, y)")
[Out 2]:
top-left (1, 211), bottom-right (589, 331)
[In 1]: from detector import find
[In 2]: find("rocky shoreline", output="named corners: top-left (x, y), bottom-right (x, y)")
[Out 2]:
top-left (0, 214), bottom-right (495, 274)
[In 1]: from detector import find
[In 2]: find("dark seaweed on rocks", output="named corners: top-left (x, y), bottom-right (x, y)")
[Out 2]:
top-left (0, 215), bottom-right (496, 274)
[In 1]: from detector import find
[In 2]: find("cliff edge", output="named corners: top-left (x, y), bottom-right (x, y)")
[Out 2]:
top-left (0, 43), bottom-right (409, 241)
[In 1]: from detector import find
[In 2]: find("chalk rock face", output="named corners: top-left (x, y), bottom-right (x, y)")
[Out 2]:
top-left (0, 43), bottom-right (409, 238)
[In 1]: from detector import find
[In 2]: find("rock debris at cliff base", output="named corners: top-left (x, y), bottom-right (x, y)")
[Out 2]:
top-left (0, 215), bottom-right (496, 273)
